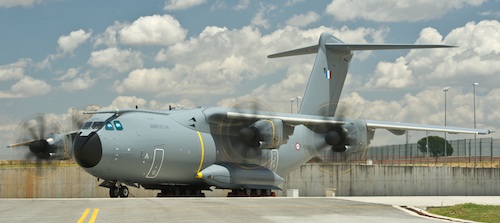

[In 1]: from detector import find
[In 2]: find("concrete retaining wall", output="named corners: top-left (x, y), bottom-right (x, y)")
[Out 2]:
top-left (0, 164), bottom-right (156, 198)
top-left (1, 163), bottom-right (499, 197)
top-left (283, 163), bottom-right (500, 196)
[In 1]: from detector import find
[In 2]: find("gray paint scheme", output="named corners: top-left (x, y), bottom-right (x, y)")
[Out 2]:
top-left (13, 33), bottom-right (491, 196)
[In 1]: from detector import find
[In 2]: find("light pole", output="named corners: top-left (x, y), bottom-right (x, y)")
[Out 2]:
top-left (296, 96), bottom-right (302, 113)
top-left (443, 87), bottom-right (449, 164)
top-left (426, 131), bottom-right (429, 157)
top-left (473, 83), bottom-right (478, 129)
top-left (473, 82), bottom-right (479, 166)
top-left (289, 98), bottom-right (295, 113)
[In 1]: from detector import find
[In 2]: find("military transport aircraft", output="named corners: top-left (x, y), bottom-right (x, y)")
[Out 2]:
top-left (8, 32), bottom-right (493, 197)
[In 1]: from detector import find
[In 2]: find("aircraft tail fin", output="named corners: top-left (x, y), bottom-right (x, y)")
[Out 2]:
top-left (269, 32), bottom-right (454, 117)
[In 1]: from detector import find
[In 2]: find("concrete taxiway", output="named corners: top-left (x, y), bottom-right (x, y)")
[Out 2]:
top-left (3, 197), bottom-right (496, 223)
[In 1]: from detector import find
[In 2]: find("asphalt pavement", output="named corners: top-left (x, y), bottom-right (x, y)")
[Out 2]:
top-left (2, 197), bottom-right (493, 223)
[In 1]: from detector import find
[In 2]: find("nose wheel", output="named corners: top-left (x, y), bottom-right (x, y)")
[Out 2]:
top-left (109, 185), bottom-right (129, 198)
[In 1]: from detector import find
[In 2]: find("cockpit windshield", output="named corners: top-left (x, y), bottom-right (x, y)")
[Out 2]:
top-left (82, 121), bottom-right (105, 130)
top-left (82, 122), bottom-right (92, 129)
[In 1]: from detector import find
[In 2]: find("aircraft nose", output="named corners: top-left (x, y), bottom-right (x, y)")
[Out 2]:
top-left (74, 132), bottom-right (103, 168)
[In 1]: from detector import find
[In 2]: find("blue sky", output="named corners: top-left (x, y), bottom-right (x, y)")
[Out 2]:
top-left (1, 0), bottom-right (500, 155)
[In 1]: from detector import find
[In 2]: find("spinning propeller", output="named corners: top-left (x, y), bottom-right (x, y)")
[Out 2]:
top-left (8, 113), bottom-right (76, 177)
top-left (216, 99), bottom-right (280, 167)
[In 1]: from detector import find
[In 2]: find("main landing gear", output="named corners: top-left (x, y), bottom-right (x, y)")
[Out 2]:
top-left (227, 189), bottom-right (275, 197)
top-left (156, 186), bottom-right (205, 197)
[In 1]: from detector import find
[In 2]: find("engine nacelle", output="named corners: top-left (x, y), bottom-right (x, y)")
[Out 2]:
top-left (324, 120), bottom-right (372, 153)
top-left (239, 119), bottom-right (285, 149)
top-left (325, 126), bottom-right (350, 152)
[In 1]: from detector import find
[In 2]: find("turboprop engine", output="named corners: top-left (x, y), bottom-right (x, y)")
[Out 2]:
top-left (238, 119), bottom-right (287, 149)
top-left (323, 120), bottom-right (372, 153)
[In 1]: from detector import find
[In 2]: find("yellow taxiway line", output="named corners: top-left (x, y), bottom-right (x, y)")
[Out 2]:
top-left (77, 208), bottom-right (99, 223)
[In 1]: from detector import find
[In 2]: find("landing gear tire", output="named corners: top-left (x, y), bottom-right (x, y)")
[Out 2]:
top-left (245, 188), bottom-right (252, 196)
top-left (264, 189), bottom-right (271, 196)
top-left (109, 186), bottom-right (119, 198)
top-left (119, 186), bottom-right (129, 198)
top-left (255, 189), bottom-right (262, 196)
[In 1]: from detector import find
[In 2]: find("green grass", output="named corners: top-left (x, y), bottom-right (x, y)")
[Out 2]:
top-left (427, 203), bottom-right (500, 223)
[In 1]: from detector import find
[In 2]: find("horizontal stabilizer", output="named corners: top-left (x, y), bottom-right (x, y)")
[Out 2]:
top-left (268, 43), bottom-right (454, 58)
top-left (268, 45), bottom-right (318, 58)
top-left (325, 43), bottom-right (455, 51)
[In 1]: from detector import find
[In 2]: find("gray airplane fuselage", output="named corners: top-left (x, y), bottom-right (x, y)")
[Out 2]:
top-left (73, 107), bottom-right (349, 190)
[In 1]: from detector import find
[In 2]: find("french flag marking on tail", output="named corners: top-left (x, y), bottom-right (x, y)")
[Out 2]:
top-left (325, 69), bottom-right (332, 79)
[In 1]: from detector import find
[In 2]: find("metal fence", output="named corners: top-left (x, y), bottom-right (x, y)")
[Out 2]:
top-left (320, 137), bottom-right (500, 168)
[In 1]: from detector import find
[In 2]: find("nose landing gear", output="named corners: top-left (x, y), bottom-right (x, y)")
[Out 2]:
top-left (109, 185), bottom-right (129, 198)
top-left (99, 180), bottom-right (131, 198)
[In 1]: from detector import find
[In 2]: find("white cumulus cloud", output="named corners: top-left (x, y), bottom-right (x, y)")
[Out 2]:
top-left (145, 25), bottom-right (390, 108)
top-left (59, 73), bottom-right (96, 92)
top-left (0, 0), bottom-right (43, 8)
top-left (0, 59), bottom-right (30, 81)
top-left (108, 96), bottom-right (147, 109)
top-left (163, 0), bottom-right (206, 11)
top-left (119, 14), bottom-right (187, 46)
top-left (57, 29), bottom-right (92, 54)
top-left (285, 11), bottom-right (320, 27)
top-left (326, 0), bottom-right (487, 22)
top-left (87, 47), bottom-right (143, 73)
top-left (0, 76), bottom-right (51, 98)
top-left (366, 20), bottom-right (500, 89)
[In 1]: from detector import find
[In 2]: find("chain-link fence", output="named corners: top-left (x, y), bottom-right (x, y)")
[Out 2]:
top-left (320, 137), bottom-right (500, 168)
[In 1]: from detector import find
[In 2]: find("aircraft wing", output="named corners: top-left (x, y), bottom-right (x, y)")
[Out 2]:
top-left (226, 112), bottom-right (347, 125)
top-left (221, 111), bottom-right (493, 135)
top-left (205, 108), bottom-right (493, 152)
top-left (365, 120), bottom-right (493, 135)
